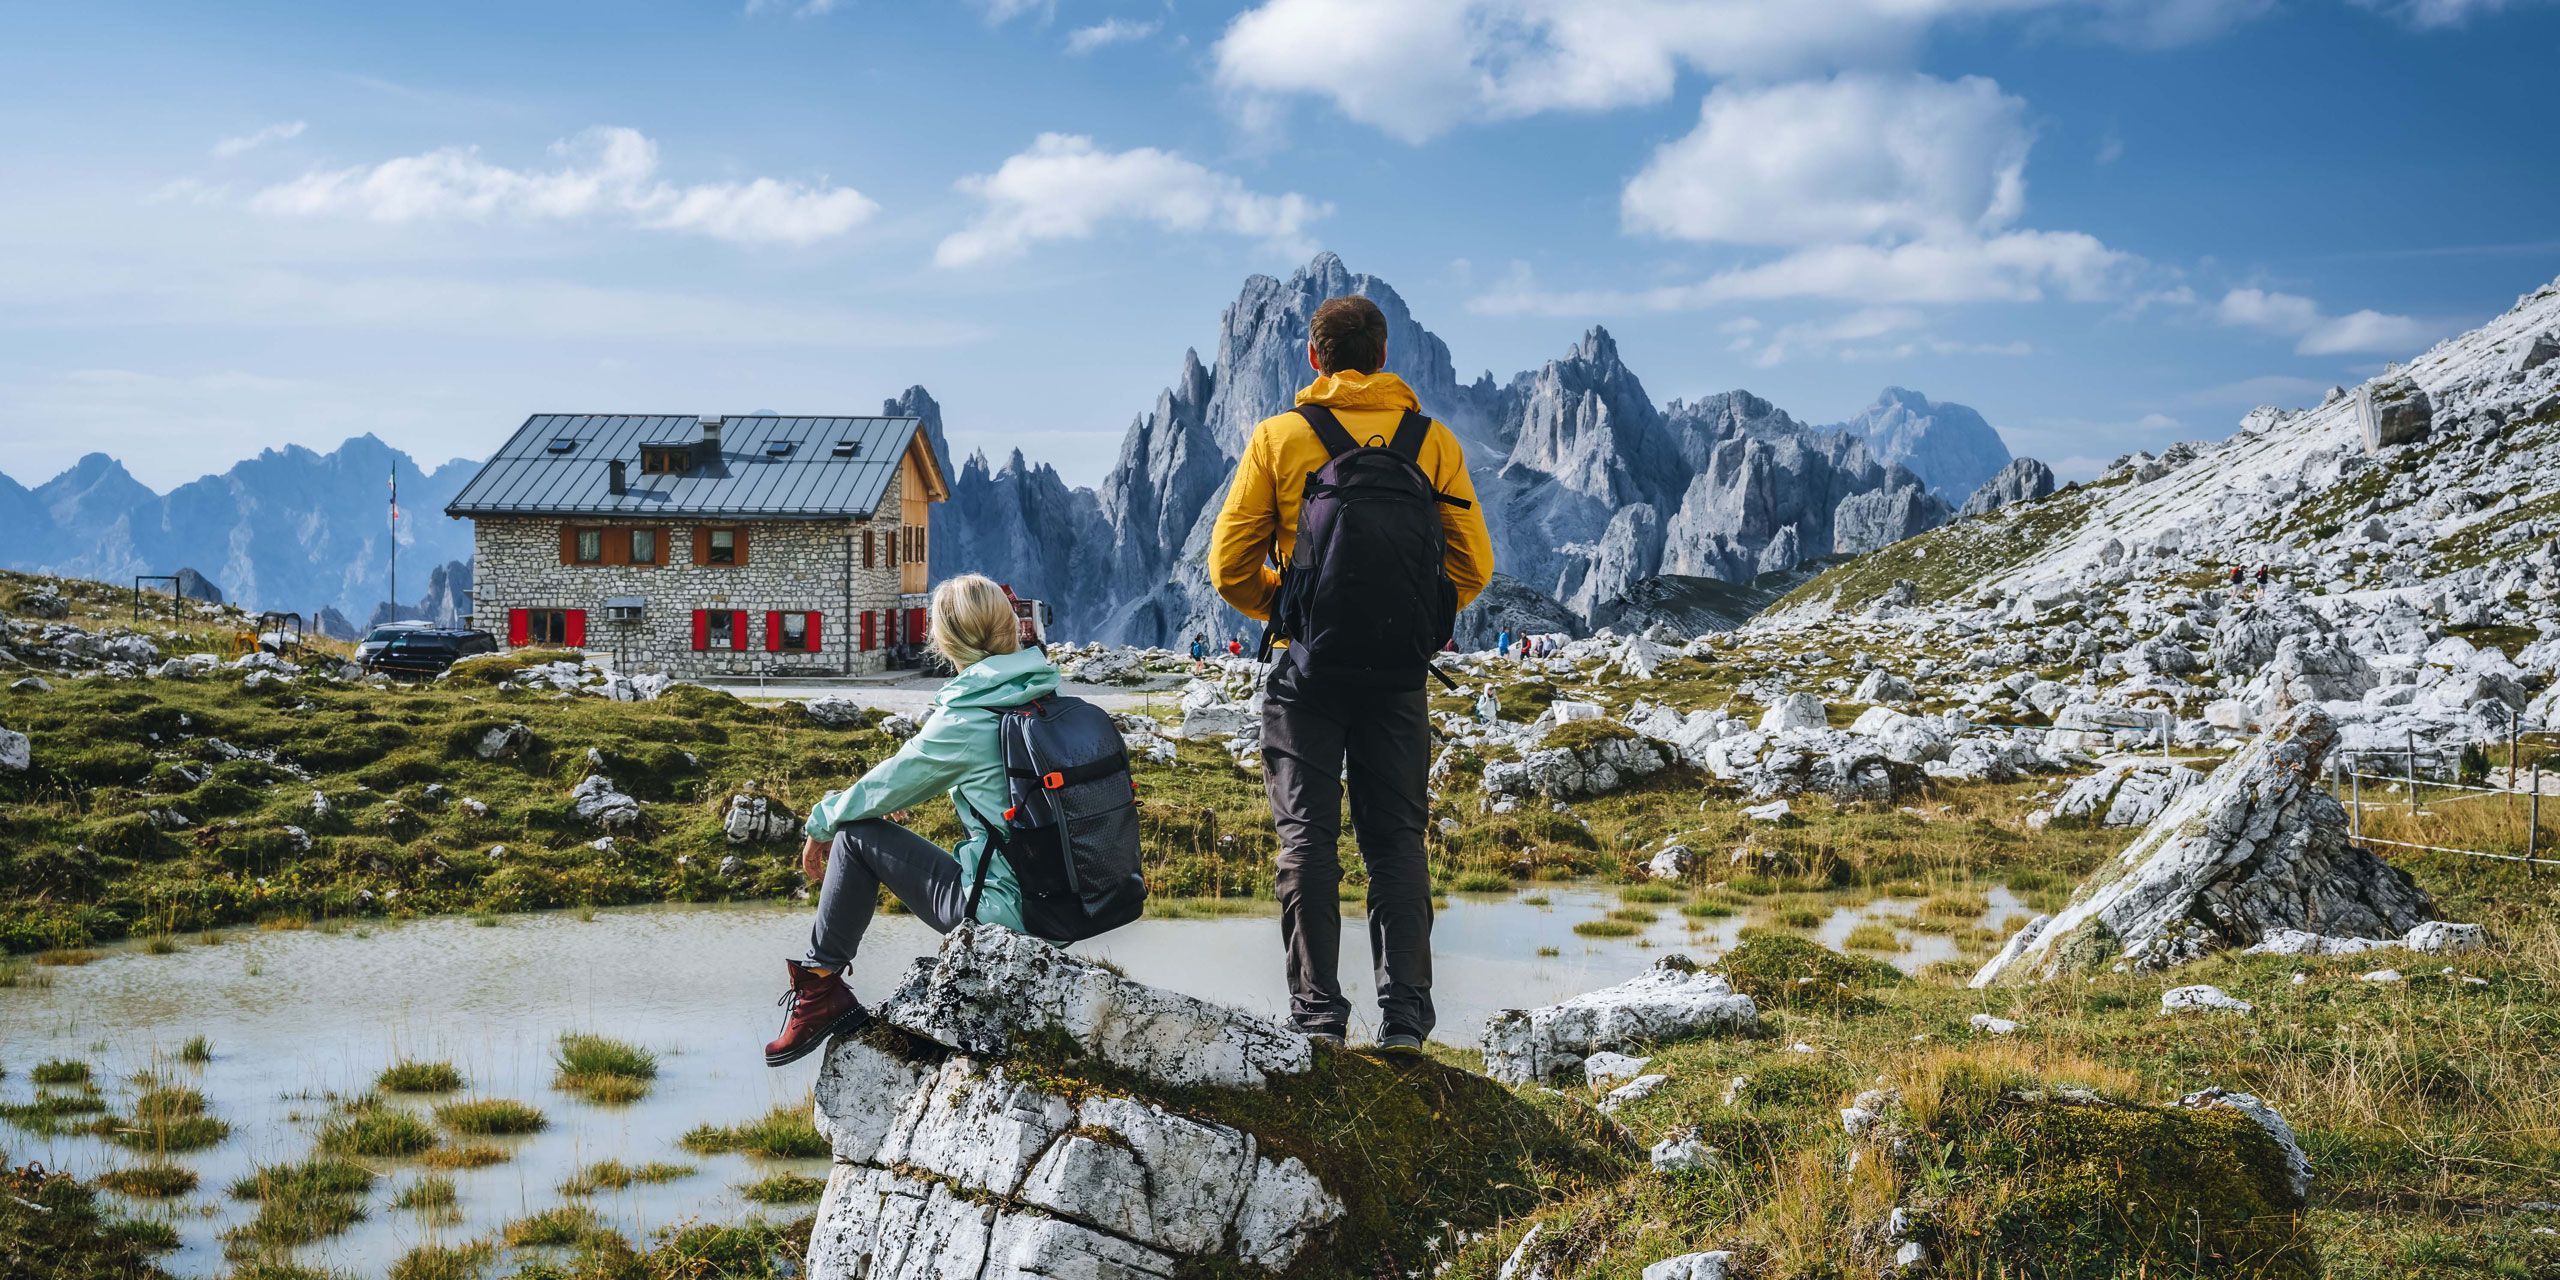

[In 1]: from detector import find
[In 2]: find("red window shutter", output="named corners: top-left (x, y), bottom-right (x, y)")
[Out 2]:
top-left (807, 612), bottom-right (823, 651)
top-left (691, 610), bottom-right (708, 651)
top-left (765, 611), bottom-right (783, 653)
top-left (565, 610), bottom-right (587, 647)
top-left (507, 609), bottom-right (529, 646)
top-left (861, 610), bottom-right (876, 652)
top-left (731, 610), bottom-right (748, 651)
top-left (907, 607), bottom-right (926, 643)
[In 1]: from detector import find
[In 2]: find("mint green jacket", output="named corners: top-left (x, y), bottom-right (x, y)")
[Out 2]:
top-left (800, 648), bottom-right (1059, 933)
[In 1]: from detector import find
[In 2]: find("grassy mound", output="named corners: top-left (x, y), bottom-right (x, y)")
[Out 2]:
top-left (1718, 927), bottom-right (1905, 1010)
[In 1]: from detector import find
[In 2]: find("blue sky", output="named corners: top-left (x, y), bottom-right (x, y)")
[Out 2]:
top-left (3, 0), bottom-right (2556, 493)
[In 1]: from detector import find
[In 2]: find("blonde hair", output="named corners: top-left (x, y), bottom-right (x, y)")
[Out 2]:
top-left (929, 573), bottom-right (1022, 671)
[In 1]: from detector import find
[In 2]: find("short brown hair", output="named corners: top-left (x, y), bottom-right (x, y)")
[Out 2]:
top-left (1309, 296), bottom-right (1389, 375)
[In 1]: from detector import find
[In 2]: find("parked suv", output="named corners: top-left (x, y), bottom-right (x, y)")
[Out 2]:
top-left (365, 628), bottom-right (499, 676)
top-left (354, 620), bottom-right (437, 665)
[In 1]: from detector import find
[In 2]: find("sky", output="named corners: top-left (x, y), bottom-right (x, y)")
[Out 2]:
top-left (3, 0), bottom-right (2557, 495)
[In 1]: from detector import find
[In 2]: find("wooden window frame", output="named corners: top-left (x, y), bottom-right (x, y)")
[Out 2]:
top-left (639, 445), bottom-right (688, 475)
top-left (526, 608), bottom-right (578, 646)
top-left (629, 528), bottom-right (658, 565)
top-left (574, 528), bottom-right (603, 564)
top-left (705, 609), bottom-right (737, 650)
top-left (706, 528), bottom-right (737, 565)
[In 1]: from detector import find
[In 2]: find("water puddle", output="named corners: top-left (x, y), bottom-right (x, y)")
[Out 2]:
top-left (0, 883), bottom-right (2021, 1274)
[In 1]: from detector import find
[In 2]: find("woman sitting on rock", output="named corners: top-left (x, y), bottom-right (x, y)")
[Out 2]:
top-left (765, 572), bottom-right (1055, 1067)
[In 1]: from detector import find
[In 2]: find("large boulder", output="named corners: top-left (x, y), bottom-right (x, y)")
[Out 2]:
top-left (1974, 707), bottom-right (2432, 985)
top-left (722, 793), bottom-right (800, 845)
top-left (1956, 457), bottom-right (2058, 518)
top-left (570, 775), bottom-right (642, 832)
top-left (1757, 693), bottom-right (1827, 733)
top-left (1481, 723), bottom-right (1674, 801)
top-left (2050, 762), bottom-right (2207, 827)
top-left (2359, 377), bottom-right (2433, 452)
top-left (810, 925), bottom-right (1624, 1276)
top-left (802, 695), bottom-right (872, 729)
top-left (1482, 954), bottom-right (1759, 1085)
top-left (0, 726), bottom-right (28, 773)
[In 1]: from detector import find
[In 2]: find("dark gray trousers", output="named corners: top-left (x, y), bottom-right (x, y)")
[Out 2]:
top-left (1261, 661), bottom-right (1435, 1038)
top-left (807, 818), bottom-right (970, 972)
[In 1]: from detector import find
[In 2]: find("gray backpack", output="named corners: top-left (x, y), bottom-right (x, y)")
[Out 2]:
top-left (960, 694), bottom-right (1146, 942)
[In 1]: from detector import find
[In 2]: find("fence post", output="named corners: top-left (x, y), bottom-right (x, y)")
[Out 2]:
top-left (2512, 706), bottom-right (2521, 792)
top-left (2351, 755), bottom-right (2361, 845)
top-left (2408, 730), bottom-right (2419, 816)
top-left (2532, 765), bottom-right (2541, 876)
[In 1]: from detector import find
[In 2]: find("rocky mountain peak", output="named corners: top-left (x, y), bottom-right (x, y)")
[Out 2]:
top-left (1836, 386), bottom-right (2012, 506)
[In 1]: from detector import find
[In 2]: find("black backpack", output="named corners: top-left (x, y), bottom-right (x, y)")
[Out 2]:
top-left (1258, 405), bottom-right (1470, 690)
top-left (960, 694), bottom-right (1146, 943)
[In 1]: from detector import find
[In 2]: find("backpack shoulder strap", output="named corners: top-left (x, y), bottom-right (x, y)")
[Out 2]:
top-left (1387, 410), bottom-right (1432, 462)
top-left (1292, 405), bottom-right (1360, 460)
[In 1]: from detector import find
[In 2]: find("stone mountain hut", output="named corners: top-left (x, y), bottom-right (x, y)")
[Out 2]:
top-left (444, 413), bottom-right (946, 676)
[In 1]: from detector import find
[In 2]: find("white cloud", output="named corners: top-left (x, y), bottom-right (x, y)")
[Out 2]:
top-left (1067, 18), bottom-right (1159, 53)
top-left (1472, 73), bottom-right (2134, 314)
top-left (1470, 230), bottom-right (2129, 314)
top-left (2350, 0), bottom-right (2545, 27)
top-left (2216, 287), bottom-right (2434, 355)
top-left (213, 121), bottom-right (306, 158)
top-left (1729, 306), bottom-right (2034, 365)
top-left (1213, 0), bottom-right (2272, 142)
top-left (974, 0), bottom-right (1055, 23)
top-left (935, 133), bottom-right (1329, 267)
top-left (1622, 74), bottom-right (2029, 246)
top-left (247, 127), bottom-right (877, 247)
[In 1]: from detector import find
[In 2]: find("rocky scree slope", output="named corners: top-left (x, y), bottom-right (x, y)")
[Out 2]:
top-left (1766, 272), bottom-right (2560, 757)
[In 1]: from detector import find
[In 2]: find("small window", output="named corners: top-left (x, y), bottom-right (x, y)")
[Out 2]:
top-left (778, 612), bottom-right (811, 652)
top-left (766, 439), bottom-right (795, 457)
top-left (640, 445), bottom-right (688, 475)
top-left (546, 438), bottom-right (578, 454)
top-left (630, 529), bottom-right (657, 564)
top-left (706, 610), bottom-right (736, 649)
top-left (832, 440), bottom-right (859, 458)
top-left (708, 529), bottom-right (737, 565)
top-left (527, 609), bottom-right (571, 644)
top-left (575, 529), bottom-right (603, 563)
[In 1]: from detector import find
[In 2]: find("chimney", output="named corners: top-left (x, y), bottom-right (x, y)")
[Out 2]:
top-left (608, 459), bottom-right (627, 495)
top-left (696, 414), bottom-right (724, 469)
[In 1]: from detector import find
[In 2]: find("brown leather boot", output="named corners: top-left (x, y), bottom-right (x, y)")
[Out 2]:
top-left (765, 960), bottom-right (869, 1067)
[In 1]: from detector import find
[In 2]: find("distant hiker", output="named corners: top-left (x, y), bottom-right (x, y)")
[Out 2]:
top-left (2255, 565), bottom-right (2270, 592)
top-left (767, 575), bottom-right (1089, 1067)
top-left (1207, 294), bottom-right (1494, 1051)
top-left (1497, 627), bottom-right (1512, 659)
top-left (1229, 637), bottom-right (1243, 657)
top-left (1190, 633), bottom-right (1208, 673)
top-left (2228, 565), bottom-right (2244, 590)
top-left (1475, 687), bottom-right (1500, 725)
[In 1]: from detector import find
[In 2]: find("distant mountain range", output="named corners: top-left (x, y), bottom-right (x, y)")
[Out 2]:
top-left (0, 254), bottom-right (2030, 644)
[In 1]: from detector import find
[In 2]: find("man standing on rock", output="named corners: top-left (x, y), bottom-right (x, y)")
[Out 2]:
top-left (1208, 294), bottom-right (1493, 1051)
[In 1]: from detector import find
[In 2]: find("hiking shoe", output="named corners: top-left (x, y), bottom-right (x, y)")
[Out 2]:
top-left (765, 960), bottom-right (870, 1067)
top-left (1375, 1029), bottom-right (1426, 1054)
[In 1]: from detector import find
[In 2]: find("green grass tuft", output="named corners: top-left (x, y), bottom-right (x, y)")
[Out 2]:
top-left (30, 1059), bottom-right (91, 1086)
top-left (316, 1097), bottom-right (437, 1157)
top-left (735, 1172), bottom-right (828, 1204)
top-left (552, 1033), bottom-right (656, 1104)
top-left (558, 1160), bottom-right (696, 1196)
top-left (680, 1102), bottom-right (827, 1159)
top-left (376, 1059), bottom-right (464, 1093)
top-left (432, 1097), bottom-right (547, 1135)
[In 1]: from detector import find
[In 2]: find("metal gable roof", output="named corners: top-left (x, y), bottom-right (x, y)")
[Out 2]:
top-left (443, 414), bottom-right (936, 519)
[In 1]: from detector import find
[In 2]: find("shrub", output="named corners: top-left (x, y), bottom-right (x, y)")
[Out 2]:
top-left (377, 1059), bottom-right (464, 1092)
top-left (316, 1099), bottom-right (436, 1157)
top-left (680, 1103), bottom-right (827, 1159)
top-left (552, 1033), bottom-right (656, 1103)
top-left (433, 1098), bottom-right (546, 1135)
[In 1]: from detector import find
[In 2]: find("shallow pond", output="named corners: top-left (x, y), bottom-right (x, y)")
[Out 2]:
top-left (0, 884), bottom-right (2019, 1275)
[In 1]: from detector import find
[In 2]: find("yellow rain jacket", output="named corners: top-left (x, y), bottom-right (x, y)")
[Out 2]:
top-left (1208, 370), bottom-right (1494, 623)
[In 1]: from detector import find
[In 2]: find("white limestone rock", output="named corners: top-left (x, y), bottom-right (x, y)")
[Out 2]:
top-left (878, 1060), bottom-right (1076, 1196)
top-left (1643, 1251), bottom-right (1735, 1280)
top-left (1968, 1013), bottom-right (2023, 1036)
top-left (983, 1212), bottom-right (1176, 1280)
top-left (879, 712), bottom-right (922, 739)
top-left (1177, 702), bottom-right (1249, 741)
top-left (570, 774), bottom-right (642, 832)
top-left (2403, 921), bottom-right (2490, 954)
top-left (2180, 1086), bottom-right (2312, 1203)
top-left (812, 1034), bottom-right (934, 1163)
top-left (1599, 1074), bottom-right (1669, 1114)
top-left (1233, 1155), bottom-right (1344, 1271)
top-left (0, 726), bottom-right (27, 773)
top-left (2160, 985), bottom-right (2253, 1014)
top-left (1648, 1129), bottom-right (1718, 1173)
top-left (1482, 955), bottom-right (1759, 1085)
top-left (1644, 844), bottom-right (1694, 880)
top-left (1973, 708), bottom-right (2432, 985)
top-left (474, 722), bottom-right (533, 760)
top-left (803, 695), bottom-right (872, 728)
top-left (1018, 1097), bottom-right (1255, 1254)
top-left (2243, 929), bottom-right (2396, 957)
top-left (1580, 1051), bottom-right (1652, 1090)
top-left (882, 923), bottom-right (1312, 1089)
top-left (722, 793), bottom-right (800, 845)
top-left (1758, 692), bottom-right (1828, 732)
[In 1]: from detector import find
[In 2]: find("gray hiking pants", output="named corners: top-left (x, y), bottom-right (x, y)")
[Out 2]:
top-left (807, 818), bottom-right (970, 972)
top-left (1261, 660), bottom-right (1435, 1038)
